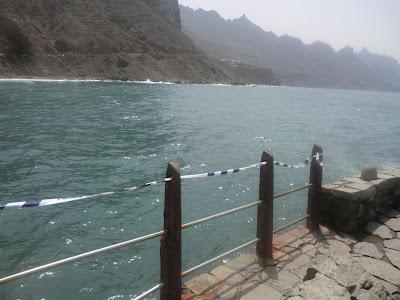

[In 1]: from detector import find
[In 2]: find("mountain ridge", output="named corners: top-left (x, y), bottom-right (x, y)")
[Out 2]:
top-left (180, 5), bottom-right (400, 92)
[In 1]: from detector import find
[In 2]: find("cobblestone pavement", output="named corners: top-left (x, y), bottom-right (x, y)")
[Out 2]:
top-left (183, 210), bottom-right (400, 299)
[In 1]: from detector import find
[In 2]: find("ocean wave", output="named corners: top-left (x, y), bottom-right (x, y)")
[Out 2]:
top-left (0, 78), bottom-right (176, 85)
top-left (132, 79), bottom-right (175, 85)
top-left (0, 78), bottom-right (108, 83)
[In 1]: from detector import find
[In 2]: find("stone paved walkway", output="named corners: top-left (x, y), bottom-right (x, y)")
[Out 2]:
top-left (183, 210), bottom-right (400, 299)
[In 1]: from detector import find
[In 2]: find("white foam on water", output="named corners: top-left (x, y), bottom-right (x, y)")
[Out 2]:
top-left (0, 78), bottom-right (292, 89)
top-left (133, 78), bottom-right (175, 85)
top-left (0, 78), bottom-right (286, 87)
top-left (38, 271), bottom-right (55, 279)
top-left (0, 78), bottom-right (108, 83)
top-left (0, 78), bottom-right (176, 85)
top-left (122, 115), bottom-right (139, 120)
top-left (211, 83), bottom-right (232, 87)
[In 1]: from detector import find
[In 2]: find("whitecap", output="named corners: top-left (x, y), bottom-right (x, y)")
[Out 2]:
top-left (0, 77), bottom-right (176, 85)
top-left (107, 295), bottom-right (124, 300)
top-left (38, 271), bottom-right (55, 279)
top-left (133, 79), bottom-right (175, 85)
top-left (0, 78), bottom-right (107, 83)
top-left (122, 116), bottom-right (139, 120)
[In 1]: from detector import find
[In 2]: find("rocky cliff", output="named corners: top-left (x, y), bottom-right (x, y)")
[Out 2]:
top-left (144, 0), bottom-right (181, 29)
top-left (0, 0), bottom-right (279, 85)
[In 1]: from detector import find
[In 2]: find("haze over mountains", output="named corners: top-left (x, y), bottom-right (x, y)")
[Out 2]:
top-left (180, 5), bottom-right (400, 92)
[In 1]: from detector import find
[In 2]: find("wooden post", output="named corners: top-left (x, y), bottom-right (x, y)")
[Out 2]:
top-left (307, 144), bottom-right (323, 231)
top-left (256, 150), bottom-right (274, 261)
top-left (160, 163), bottom-right (181, 300)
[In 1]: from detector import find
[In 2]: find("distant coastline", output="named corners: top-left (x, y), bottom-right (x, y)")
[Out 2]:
top-left (2, 77), bottom-right (400, 94)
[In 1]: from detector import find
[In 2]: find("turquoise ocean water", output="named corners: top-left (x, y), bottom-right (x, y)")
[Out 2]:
top-left (0, 80), bottom-right (399, 299)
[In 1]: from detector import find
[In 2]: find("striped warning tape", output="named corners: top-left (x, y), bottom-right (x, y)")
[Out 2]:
top-left (0, 155), bottom-right (321, 210)
top-left (0, 162), bottom-right (264, 209)
top-left (0, 192), bottom-right (115, 209)
top-left (180, 162), bottom-right (266, 180)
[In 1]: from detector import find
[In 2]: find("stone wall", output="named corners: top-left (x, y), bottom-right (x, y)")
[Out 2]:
top-left (320, 170), bottom-right (400, 233)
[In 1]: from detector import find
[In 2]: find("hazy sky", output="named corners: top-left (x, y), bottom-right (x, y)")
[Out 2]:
top-left (179, 0), bottom-right (400, 61)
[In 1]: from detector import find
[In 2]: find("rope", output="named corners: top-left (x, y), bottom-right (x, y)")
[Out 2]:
top-left (180, 162), bottom-right (266, 180)
top-left (0, 162), bottom-right (264, 209)
top-left (0, 192), bottom-right (115, 209)
top-left (0, 155), bottom-right (321, 210)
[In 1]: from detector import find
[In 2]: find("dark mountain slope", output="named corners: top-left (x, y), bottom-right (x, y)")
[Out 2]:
top-left (180, 5), bottom-right (400, 91)
top-left (0, 0), bottom-right (229, 82)
top-left (0, 0), bottom-right (280, 85)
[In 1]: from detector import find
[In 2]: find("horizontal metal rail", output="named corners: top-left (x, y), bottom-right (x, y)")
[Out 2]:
top-left (181, 201), bottom-right (261, 229)
top-left (274, 184), bottom-right (312, 200)
top-left (133, 282), bottom-right (164, 300)
top-left (0, 185), bottom-right (311, 286)
top-left (273, 215), bottom-right (309, 234)
top-left (0, 230), bottom-right (165, 286)
top-left (181, 238), bottom-right (259, 277)
top-left (181, 185), bottom-right (311, 231)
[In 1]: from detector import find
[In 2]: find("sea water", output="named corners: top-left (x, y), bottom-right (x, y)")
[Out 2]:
top-left (0, 80), bottom-right (399, 299)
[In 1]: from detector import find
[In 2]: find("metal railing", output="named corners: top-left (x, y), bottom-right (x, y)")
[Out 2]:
top-left (0, 145), bottom-right (323, 300)
top-left (181, 238), bottom-right (260, 277)
top-left (0, 230), bottom-right (165, 286)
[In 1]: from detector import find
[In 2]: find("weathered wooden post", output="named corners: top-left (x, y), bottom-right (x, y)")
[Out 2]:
top-left (160, 163), bottom-right (181, 300)
top-left (256, 150), bottom-right (274, 261)
top-left (306, 144), bottom-right (323, 231)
